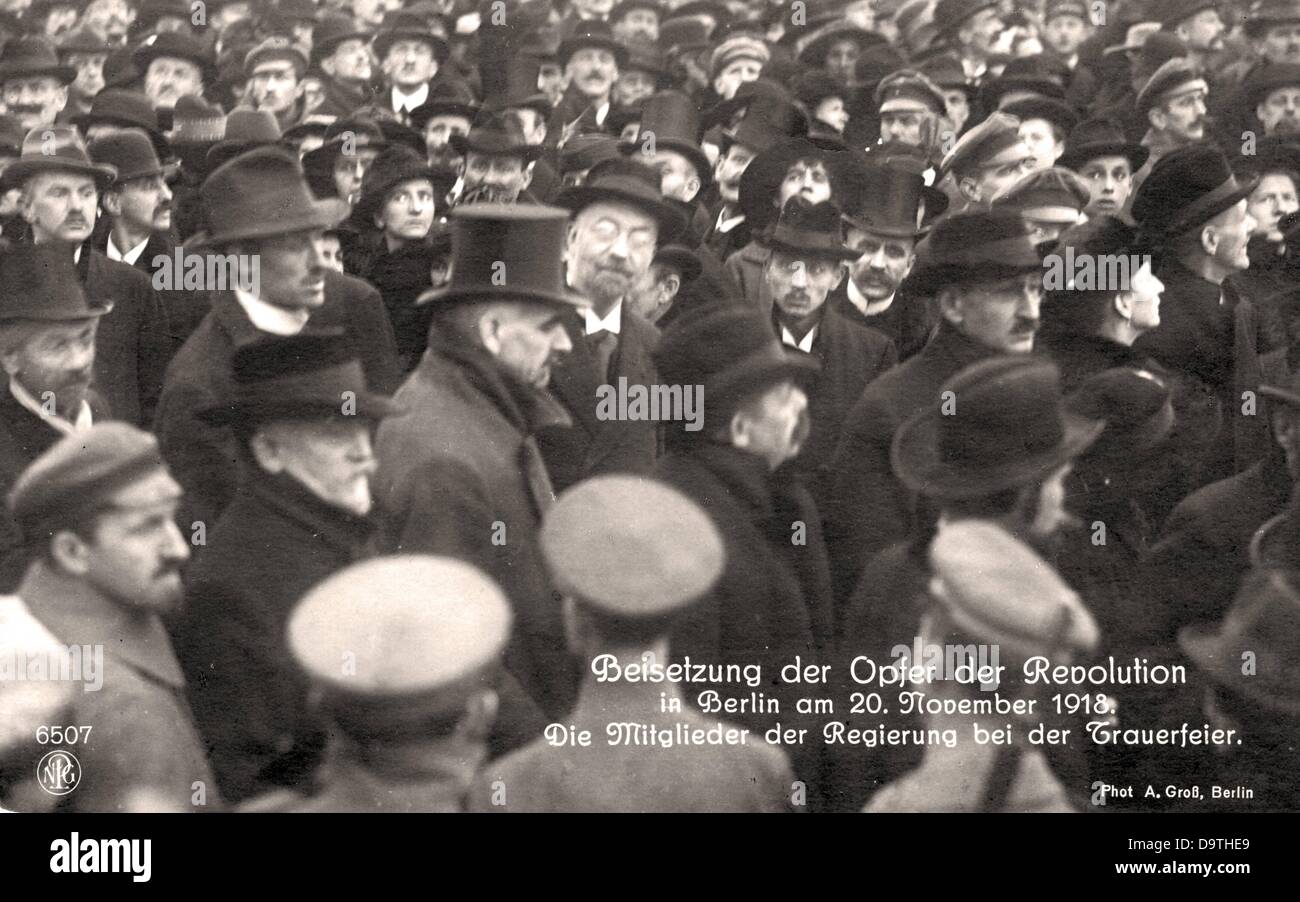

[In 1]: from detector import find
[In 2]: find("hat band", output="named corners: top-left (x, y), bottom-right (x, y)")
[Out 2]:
top-left (1164, 176), bottom-right (1249, 238)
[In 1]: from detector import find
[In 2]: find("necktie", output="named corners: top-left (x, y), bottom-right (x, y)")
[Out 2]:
top-left (586, 328), bottom-right (617, 382)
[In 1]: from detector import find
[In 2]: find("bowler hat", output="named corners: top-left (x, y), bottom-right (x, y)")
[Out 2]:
top-left (1130, 142), bottom-right (1258, 242)
top-left (0, 242), bottom-right (112, 322)
top-left (88, 127), bottom-right (177, 182)
top-left (411, 80), bottom-right (481, 129)
top-left (892, 355), bottom-right (1105, 500)
top-left (1059, 116), bottom-right (1149, 172)
top-left (558, 158), bottom-right (688, 240)
top-left (198, 333), bottom-right (401, 428)
top-left (449, 115), bottom-right (541, 163)
top-left (764, 196), bottom-right (859, 260)
top-left (311, 14), bottom-right (372, 64)
top-left (542, 475), bottom-right (724, 619)
top-left (622, 90), bottom-right (711, 188)
top-left (74, 88), bottom-right (161, 136)
top-left (655, 304), bottom-right (820, 425)
top-left (737, 135), bottom-right (857, 234)
top-left (558, 21), bottom-right (628, 68)
top-left (419, 204), bottom-right (588, 310)
top-left (1, 126), bottom-right (118, 193)
top-left (196, 145), bottom-right (349, 247)
top-left (132, 31), bottom-right (216, 85)
top-left (842, 159), bottom-right (940, 238)
top-left (353, 144), bottom-right (437, 227)
top-left (0, 36), bottom-right (74, 85)
top-left (373, 10), bottom-right (449, 64)
top-left (288, 556), bottom-right (512, 729)
top-left (1179, 568), bottom-right (1300, 715)
top-left (904, 208), bottom-right (1045, 295)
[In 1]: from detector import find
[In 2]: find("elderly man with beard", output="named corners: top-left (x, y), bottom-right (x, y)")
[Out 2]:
top-left (0, 37), bottom-right (73, 132)
top-left (536, 161), bottom-right (685, 494)
top-left (8, 422), bottom-right (210, 812)
top-left (825, 209), bottom-right (1046, 604)
top-left (5, 126), bottom-right (173, 430)
top-left (549, 22), bottom-right (624, 140)
top-left (1132, 60), bottom-right (1210, 194)
top-left (173, 334), bottom-right (401, 805)
top-left (134, 32), bottom-right (214, 120)
top-left (374, 205), bottom-right (586, 718)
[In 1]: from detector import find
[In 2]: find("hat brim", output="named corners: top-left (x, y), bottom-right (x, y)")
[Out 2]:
top-left (197, 392), bottom-right (403, 427)
top-left (557, 183), bottom-right (688, 242)
top-left (892, 407), bottom-right (1104, 500)
top-left (619, 138), bottom-right (714, 190)
top-left (764, 233), bottom-right (860, 261)
top-left (1, 158), bottom-right (116, 192)
top-left (189, 196), bottom-right (351, 249)
top-left (132, 48), bottom-right (217, 85)
top-left (1059, 141), bottom-right (1149, 174)
top-left (373, 31), bottom-right (450, 64)
top-left (738, 137), bottom-right (856, 231)
top-left (706, 344), bottom-right (822, 411)
top-left (416, 283), bottom-right (590, 310)
top-left (0, 62), bottom-right (75, 85)
top-left (559, 37), bottom-right (629, 68)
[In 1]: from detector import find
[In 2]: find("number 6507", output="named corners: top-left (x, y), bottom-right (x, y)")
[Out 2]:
top-left (35, 726), bottom-right (91, 745)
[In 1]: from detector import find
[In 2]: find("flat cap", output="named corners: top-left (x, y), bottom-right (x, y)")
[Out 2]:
top-left (8, 423), bottom-right (168, 540)
top-left (289, 556), bottom-right (512, 719)
top-left (1136, 58), bottom-right (1208, 118)
top-left (994, 166), bottom-right (1092, 223)
top-left (710, 34), bottom-right (770, 79)
top-left (874, 68), bottom-right (946, 114)
top-left (244, 36), bottom-right (310, 78)
top-left (542, 475), bottom-right (724, 619)
top-left (940, 110), bottom-right (1026, 178)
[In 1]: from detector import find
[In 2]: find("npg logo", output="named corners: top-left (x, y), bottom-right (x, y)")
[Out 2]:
top-left (37, 749), bottom-right (81, 796)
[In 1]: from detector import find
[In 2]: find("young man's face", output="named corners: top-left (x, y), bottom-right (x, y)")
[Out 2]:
top-left (565, 201), bottom-right (658, 309)
top-left (324, 37), bottom-right (372, 83)
top-left (846, 226), bottom-right (915, 301)
top-left (715, 143), bottom-right (755, 204)
top-left (1018, 117), bottom-right (1064, 170)
top-left (942, 271), bottom-right (1042, 352)
top-left (764, 249), bottom-right (844, 324)
top-left (321, 233), bottom-right (345, 272)
top-left (566, 47), bottom-right (619, 101)
top-left (1078, 154), bottom-right (1132, 215)
top-left (1258, 85), bottom-right (1300, 134)
top-left (461, 152), bottom-right (531, 204)
top-left (779, 158), bottom-right (833, 207)
top-left (1248, 171), bottom-right (1300, 239)
top-left (815, 96), bottom-right (849, 134)
top-left (110, 174), bottom-right (174, 235)
top-left (712, 58), bottom-right (762, 101)
top-left (23, 171), bottom-right (98, 243)
top-left (249, 60), bottom-right (301, 116)
top-left (0, 318), bottom-right (97, 412)
top-left (648, 148), bottom-right (700, 203)
top-left (144, 57), bottom-right (204, 111)
top-left (248, 229), bottom-right (331, 310)
top-left (1261, 23), bottom-right (1300, 64)
top-left (65, 52), bottom-right (108, 102)
top-left (941, 89), bottom-right (970, 134)
top-left (1042, 13), bottom-right (1089, 57)
top-left (378, 177), bottom-right (436, 243)
top-left (2, 75), bottom-right (68, 130)
top-left (331, 145), bottom-right (379, 203)
top-left (959, 8), bottom-right (1004, 58)
top-left (626, 261), bottom-right (679, 323)
top-left (383, 39), bottom-right (437, 89)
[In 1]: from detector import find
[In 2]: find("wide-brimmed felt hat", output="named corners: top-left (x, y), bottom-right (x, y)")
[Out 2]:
top-left (1, 125), bottom-right (118, 192)
top-left (1103, 20), bottom-right (1162, 56)
top-left (904, 207), bottom-right (1045, 295)
top-left (300, 116), bottom-right (387, 173)
top-left (1179, 567), bottom-right (1300, 716)
top-left (449, 113), bottom-right (543, 162)
top-left (199, 332), bottom-right (401, 428)
top-left (1230, 133), bottom-right (1300, 181)
top-left (194, 145), bottom-right (349, 248)
top-left (893, 355), bottom-right (1105, 500)
top-left (701, 76), bottom-right (792, 127)
top-left (58, 24), bottom-right (114, 55)
top-left (310, 14), bottom-right (372, 64)
top-left (1242, 62), bottom-right (1300, 110)
top-left (795, 22), bottom-right (885, 66)
top-left (622, 90), bottom-right (711, 188)
top-left (763, 196), bottom-right (859, 260)
top-left (1246, 0), bottom-right (1300, 38)
top-left (132, 31), bottom-right (217, 85)
top-left (0, 241), bottom-right (112, 322)
top-left (1059, 116), bottom-right (1149, 172)
top-left (1136, 57), bottom-right (1207, 118)
top-left (979, 56), bottom-right (1067, 110)
top-left (0, 36), bottom-right (74, 85)
top-left (918, 52), bottom-right (978, 97)
top-left (558, 21), bottom-right (629, 68)
top-left (74, 88), bottom-right (160, 135)
top-left (1066, 367), bottom-right (1174, 459)
top-left (205, 108), bottom-right (284, 172)
top-left (353, 143), bottom-right (438, 226)
top-left (372, 10), bottom-right (449, 64)
top-left (411, 80), bottom-right (482, 129)
top-left (418, 203), bottom-right (588, 310)
top-left (557, 158), bottom-right (688, 240)
top-left (932, 0), bottom-right (1000, 38)
top-left (654, 304), bottom-right (820, 424)
top-left (88, 127), bottom-right (178, 182)
top-left (738, 135), bottom-right (857, 234)
top-left (1130, 142), bottom-right (1259, 242)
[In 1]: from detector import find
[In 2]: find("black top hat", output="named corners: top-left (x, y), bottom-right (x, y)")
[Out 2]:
top-left (892, 355), bottom-right (1104, 500)
top-left (557, 158), bottom-right (688, 240)
top-left (764, 196), bottom-right (859, 260)
top-left (1059, 116), bottom-right (1150, 172)
top-left (1130, 142), bottom-right (1259, 242)
top-left (132, 31), bottom-right (216, 84)
top-left (449, 113), bottom-right (543, 162)
top-left (483, 56), bottom-right (552, 118)
top-left (558, 21), bottom-right (629, 68)
top-left (88, 128), bottom-right (177, 183)
top-left (842, 160), bottom-right (936, 239)
top-left (411, 81), bottom-right (481, 129)
top-left (904, 208), bottom-right (1045, 296)
top-left (0, 36), bottom-right (75, 85)
top-left (0, 242), bottom-right (111, 322)
top-left (198, 332), bottom-right (402, 428)
top-left (419, 204), bottom-right (588, 310)
top-left (654, 304), bottom-right (820, 425)
top-left (623, 90), bottom-right (711, 188)
top-left (737, 135), bottom-right (856, 234)
top-left (373, 11), bottom-right (449, 64)
top-left (353, 144), bottom-right (437, 227)
top-left (862, 140), bottom-right (951, 223)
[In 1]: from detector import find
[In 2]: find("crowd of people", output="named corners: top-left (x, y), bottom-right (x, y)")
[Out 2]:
top-left (0, 0), bottom-right (1298, 813)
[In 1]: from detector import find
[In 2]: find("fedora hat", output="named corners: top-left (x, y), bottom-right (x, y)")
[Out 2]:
top-left (198, 332), bottom-right (401, 428)
top-left (655, 304), bottom-right (820, 427)
top-left (557, 158), bottom-right (688, 240)
top-left (764, 196), bottom-right (859, 260)
top-left (311, 14), bottom-right (372, 64)
top-left (88, 127), bottom-right (177, 182)
top-left (979, 56), bottom-right (1067, 110)
top-left (205, 108), bottom-right (283, 171)
top-left (904, 208), bottom-right (1045, 296)
top-left (1130, 142), bottom-right (1259, 242)
top-left (195, 145), bottom-right (349, 248)
top-left (1246, 0), bottom-right (1300, 38)
top-left (1066, 367), bottom-right (1174, 460)
top-left (372, 10), bottom-right (449, 63)
top-left (73, 88), bottom-right (160, 135)
top-left (842, 159), bottom-right (939, 239)
top-left (1179, 568), bottom-right (1300, 716)
top-left (892, 355), bottom-right (1105, 500)
top-left (738, 135), bottom-right (857, 234)
top-left (57, 24), bottom-right (114, 55)
top-left (795, 22), bottom-right (884, 66)
top-left (131, 31), bottom-right (216, 85)
top-left (411, 80), bottom-right (481, 129)
top-left (932, 0), bottom-right (1000, 38)
top-left (1058, 116), bottom-right (1149, 173)
top-left (352, 144), bottom-right (438, 227)
top-left (1150, 0), bottom-right (1218, 27)
top-left (419, 204), bottom-right (588, 310)
top-left (449, 112), bottom-right (542, 162)
top-left (622, 90), bottom-right (711, 189)
top-left (0, 36), bottom-right (74, 85)
top-left (1, 125), bottom-right (117, 192)
top-left (301, 116), bottom-right (386, 170)
top-left (0, 242), bottom-right (112, 322)
top-left (1001, 96), bottom-right (1079, 140)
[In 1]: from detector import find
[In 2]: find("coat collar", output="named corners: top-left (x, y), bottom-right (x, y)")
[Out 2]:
top-left (423, 335), bottom-right (572, 435)
top-left (685, 441), bottom-right (780, 522)
top-left (18, 559), bottom-right (184, 689)
top-left (243, 470), bottom-right (377, 556)
top-left (925, 319), bottom-right (999, 369)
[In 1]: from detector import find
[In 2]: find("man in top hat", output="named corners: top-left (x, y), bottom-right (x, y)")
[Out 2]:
top-left (875, 69), bottom-right (948, 164)
top-left (548, 21), bottom-right (625, 141)
top-left (826, 208), bottom-right (1047, 600)
top-left (239, 555), bottom-right (515, 812)
top-left (1154, 0), bottom-right (1225, 73)
top-left (134, 31), bottom-right (215, 116)
top-left (450, 114), bottom-right (544, 206)
top-left (310, 14), bottom-right (376, 119)
top-left (373, 204), bottom-right (587, 718)
top-left (0, 244), bottom-right (112, 590)
top-left (1133, 58), bottom-right (1211, 193)
top-left (174, 333), bottom-right (405, 804)
top-left (155, 146), bottom-right (399, 536)
top-left (6, 125), bottom-right (174, 430)
top-left (58, 25), bottom-right (114, 121)
top-left (245, 37), bottom-right (311, 134)
top-left (933, 0), bottom-right (1005, 84)
top-left (625, 89), bottom-right (710, 225)
top-left (533, 160), bottom-right (684, 494)
top-left (1058, 116), bottom-right (1149, 218)
top-left (374, 11), bottom-right (456, 127)
top-left (7, 422), bottom-right (213, 812)
top-left (477, 475), bottom-right (797, 813)
top-left (761, 196), bottom-right (896, 506)
top-left (939, 111), bottom-right (1035, 211)
top-left (993, 166), bottom-right (1091, 244)
top-left (0, 36), bottom-right (74, 132)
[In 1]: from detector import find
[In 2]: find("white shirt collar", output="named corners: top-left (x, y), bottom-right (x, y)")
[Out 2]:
top-left (847, 279), bottom-right (896, 317)
top-left (107, 233), bottom-right (150, 266)
top-left (780, 322), bottom-right (817, 353)
top-left (716, 206), bottom-right (745, 233)
top-left (594, 100), bottom-right (610, 126)
top-left (72, 243), bottom-right (81, 265)
top-left (392, 83), bottom-right (429, 113)
top-left (9, 378), bottom-right (92, 434)
top-left (584, 300), bottom-right (622, 336)
top-left (234, 288), bottom-right (310, 336)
